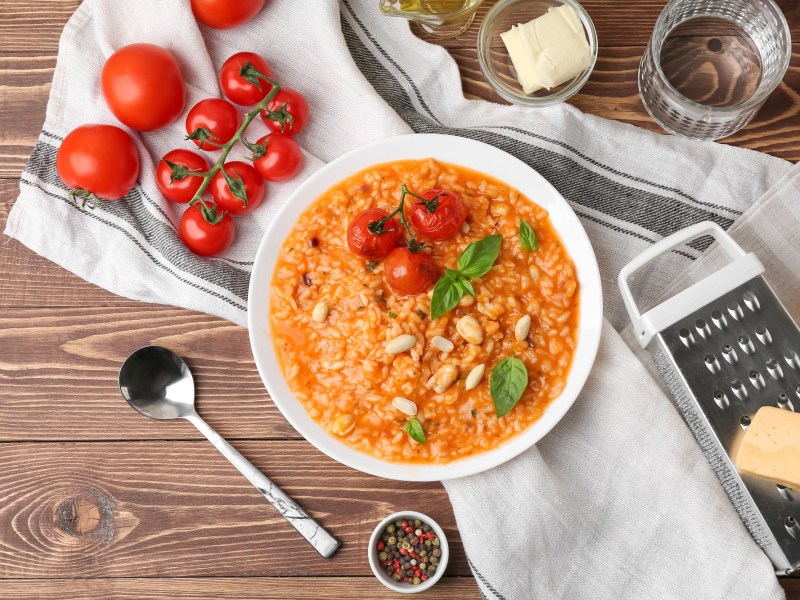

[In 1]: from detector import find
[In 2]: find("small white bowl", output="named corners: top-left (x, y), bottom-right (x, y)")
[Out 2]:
top-left (368, 511), bottom-right (449, 594)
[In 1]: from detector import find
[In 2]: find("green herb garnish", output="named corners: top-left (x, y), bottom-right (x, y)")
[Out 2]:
top-left (416, 309), bottom-right (427, 320)
top-left (430, 234), bottom-right (502, 319)
top-left (356, 305), bottom-right (365, 311)
top-left (388, 311), bottom-right (397, 319)
top-left (404, 418), bottom-right (426, 443)
top-left (490, 356), bottom-right (528, 418)
top-left (366, 260), bottom-right (379, 272)
top-left (519, 220), bottom-right (538, 252)
top-left (471, 409), bottom-right (478, 418)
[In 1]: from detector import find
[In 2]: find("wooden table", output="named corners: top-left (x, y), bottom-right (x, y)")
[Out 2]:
top-left (1, 1), bottom-right (799, 598)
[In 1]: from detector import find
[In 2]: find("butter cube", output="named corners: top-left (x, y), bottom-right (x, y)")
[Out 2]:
top-left (735, 406), bottom-right (800, 489)
top-left (500, 5), bottom-right (592, 94)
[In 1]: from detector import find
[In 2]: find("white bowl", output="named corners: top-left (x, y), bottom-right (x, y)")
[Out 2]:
top-left (248, 133), bottom-right (603, 482)
top-left (367, 511), bottom-right (449, 594)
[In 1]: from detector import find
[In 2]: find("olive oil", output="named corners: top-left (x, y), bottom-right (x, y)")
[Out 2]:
top-left (379, 0), bottom-right (484, 38)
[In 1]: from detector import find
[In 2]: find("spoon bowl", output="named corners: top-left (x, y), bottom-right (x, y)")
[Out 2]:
top-left (119, 345), bottom-right (196, 420)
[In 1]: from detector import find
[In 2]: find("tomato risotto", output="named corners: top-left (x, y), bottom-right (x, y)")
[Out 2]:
top-left (269, 159), bottom-right (579, 463)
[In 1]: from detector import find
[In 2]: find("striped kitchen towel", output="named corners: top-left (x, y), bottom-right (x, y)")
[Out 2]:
top-left (5, 0), bottom-right (792, 598)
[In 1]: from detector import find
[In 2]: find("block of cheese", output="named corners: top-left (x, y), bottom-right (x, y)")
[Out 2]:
top-left (499, 5), bottom-right (592, 94)
top-left (735, 406), bottom-right (800, 489)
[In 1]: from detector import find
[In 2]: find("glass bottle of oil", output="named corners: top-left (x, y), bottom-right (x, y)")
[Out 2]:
top-left (379, 0), bottom-right (484, 39)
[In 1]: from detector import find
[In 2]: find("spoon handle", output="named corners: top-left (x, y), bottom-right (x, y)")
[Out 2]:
top-left (186, 413), bottom-right (340, 558)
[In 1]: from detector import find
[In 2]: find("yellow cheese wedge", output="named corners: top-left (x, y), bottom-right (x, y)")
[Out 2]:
top-left (735, 406), bottom-right (800, 489)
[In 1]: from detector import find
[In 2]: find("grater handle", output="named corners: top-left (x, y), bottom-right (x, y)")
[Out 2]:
top-left (619, 221), bottom-right (764, 348)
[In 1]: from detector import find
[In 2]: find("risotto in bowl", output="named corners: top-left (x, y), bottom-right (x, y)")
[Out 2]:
top-left (248, 134), bottom-right (602, 481)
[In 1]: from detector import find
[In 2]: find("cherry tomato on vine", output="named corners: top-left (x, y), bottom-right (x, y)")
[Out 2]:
top-left (209, 161), bottom-right (265, 215)
top-left (347, 208), bottom-right (402, 261)
top-left (56, 124), bottom-right (140, 201)
top-left (186, 98), bottom-right (239, 151)
top-left (220, 52), bottom-right (274, 106)
top-left (179, 204), bottom-right (235, 256)
top-left (384, 247), bottom-right (439, 296)
top-left (156, 149), bottom-right (209, 204)
top-left (409, 189), bottom-right (466, 241)
top-left (191, 0), bottom-right (266, 29)
top-left (261, 88), bottom-right (309, 136)
top-left (251, 133), bottom-right (303, 182)
top-left (101, 43), bottom-right (185, 132)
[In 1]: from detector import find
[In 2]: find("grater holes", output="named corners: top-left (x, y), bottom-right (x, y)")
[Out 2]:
top-left (704, 354), bottom-right (720, 374)
top-left (721, 344), bottom-right (738, 364)
top-left (748, 370), bottom-right (765, 389)
top-left (695, 319), bottom-right (710, 339)
top-left (754, 325), bottom-right (772, 345)
top-left (743, 291), bottom-right (760, 311)
top-left (738, 335), bottom-right (755, 355)
top-left (710, 309), bottom-right (727, 330)
top-left (731, 379), bottom-right (748, 400)
top-left (785, 349), bottom-right (800, 369)
top-left (777, 485), bottom-right (794, 501)
top-left (713, 390), bottom-right (730, 409)
top-left (679, 327), bottom-right (695, 347)
top-left (728, 302), bottom-right (744, 321)
top-left (766, 358), bottom-right (783, 380)
top-left (786, 516), bottom-right (799, 539)
top-left (778, 393), bottom-right (795, 411)
top-left (740, 415), bottom-right (751, 430)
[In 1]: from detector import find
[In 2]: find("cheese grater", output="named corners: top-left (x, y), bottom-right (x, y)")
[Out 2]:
top-left (618, 222), bottom-right (800, 575)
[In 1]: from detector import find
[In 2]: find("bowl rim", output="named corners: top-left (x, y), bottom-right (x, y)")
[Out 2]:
top-left (477, 0), bottom-right (598, 107)
top-left (247, 133), bottom-right (603, 482)
top-left (367, 510), bottom-right (450, 594)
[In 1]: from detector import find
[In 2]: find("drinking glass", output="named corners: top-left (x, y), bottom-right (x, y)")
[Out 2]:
top-left (638, 0), bottom-right (791, 141)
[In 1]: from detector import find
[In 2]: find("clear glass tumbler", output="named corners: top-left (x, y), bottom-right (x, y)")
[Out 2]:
top-left (638, 0), bottom-right (791, 140)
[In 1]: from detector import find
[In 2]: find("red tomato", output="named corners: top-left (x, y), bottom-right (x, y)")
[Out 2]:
top-left (186, 98), bottom-right (239, 151)
top-left (261, 88), bottom-right (309, 136)
top-left (384, 247), bottom-right (439, 296)
top-left (409, 189), bottom-right (466, 241)
top-left (179, 204), bottom-right (235, 256)
top-left (156, 149), bottom-right (209, 204)
top-left (347, 208), bottom-right (402, 261)
top-left (101, 44), bottom-right (185, 132)
top-left (251, 133), bottom-right (303, 182)
top-left (220, 52), bottom-right (274, 106)
top-left (191, 0), bottom-right (266, 29)
top-left (56, 124), bottom-right (140, 201)
top-left (209, 161), bottom-right (265, 215)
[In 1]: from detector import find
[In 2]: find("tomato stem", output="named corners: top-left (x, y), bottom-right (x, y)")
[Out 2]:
top-left (188, 78), bottom-right (282, 219)
top-left (367, 184), bottom-right (427, 253)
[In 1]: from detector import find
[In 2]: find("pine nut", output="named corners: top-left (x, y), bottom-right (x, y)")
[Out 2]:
top-left (459, 295), bottom-right (475, 307)
top-left (434, 364), bottom-right (459, 394)
top-left (392, 396), bottom-right (418, 416)
top-left (457, 315), bottom-right (483, 345)
top-left (312, 302), bottom-right (329, 323)
top-left (465, 363), bottom-right (485, 391)
top-left (460, 221), bottom-right (471, 235)
top-left (386, 334), bottom-right (418, 355)
top-left (431, 336), bottom-right (455, 353)
top-left (331, 413), bottom-right (355, 436)
top-left (515, 314), bottom-right (532, 341)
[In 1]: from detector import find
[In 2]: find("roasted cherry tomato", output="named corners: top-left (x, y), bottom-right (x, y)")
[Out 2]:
top-left (186, 98), bottom-right (239, 151)
top-left (56, 124), bottom-right (140, 201)
top-left (261, 88), bottom-right (309, 136)
top-left (101, 43), bottom-right (185, 132)
top-left (409, 189), bottom-right (466, 241)
top-left (179, 204), bottom-right (235, 256)
top-left (191, 0), bottom-right (266, 29)
top-left (209, 161), bottom-right (265, 215)
top-left (220, 52), bottom-right (274, 106)
top-left (251, 133), bottom-right (303, 182)
top-left (156, 149), bottom-right (209, 204)
top-left (384, 247), bottom-right (439, 296)
top-left (347, 208), bottom-right (402, 261)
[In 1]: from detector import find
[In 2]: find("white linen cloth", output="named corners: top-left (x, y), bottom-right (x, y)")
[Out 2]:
top-left (5, 0), bottom-right (795, 597)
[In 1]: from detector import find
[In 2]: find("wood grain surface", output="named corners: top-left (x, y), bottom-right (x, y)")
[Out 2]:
top-left (1, 0), bottom-right (799, 598)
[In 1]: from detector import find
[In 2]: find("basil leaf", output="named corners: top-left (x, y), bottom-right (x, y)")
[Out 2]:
top-left (490, 356), bottom-right (529, 418)
top-left (404, 418), bottom-right (426, 443)
top-left (457, 234), bottom-right (502, 278)
top-left (519, 220), bottom-right (538, 252)
top-left (458, 277), bottom-right (476, 297)
top-left (430, 270), bottom-right (465, 320)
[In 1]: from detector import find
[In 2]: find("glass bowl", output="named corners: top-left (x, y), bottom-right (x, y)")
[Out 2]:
top-left (477, 0), bottom-right (598, 107)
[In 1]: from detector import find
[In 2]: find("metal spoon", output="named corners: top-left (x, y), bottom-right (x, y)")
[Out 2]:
top-left (118, 345), bottom-right (340, 558)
